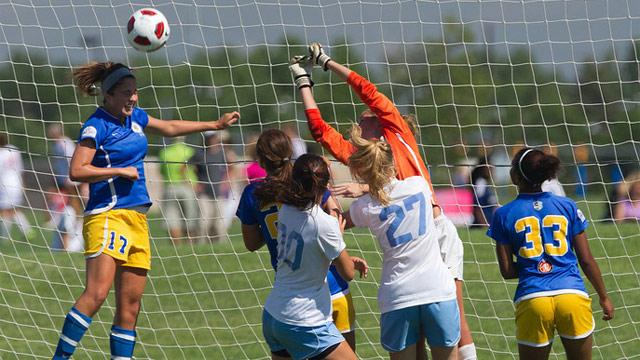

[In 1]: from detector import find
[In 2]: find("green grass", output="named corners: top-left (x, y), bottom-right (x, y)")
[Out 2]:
top-left (0, 213), bottom-right (639, 359)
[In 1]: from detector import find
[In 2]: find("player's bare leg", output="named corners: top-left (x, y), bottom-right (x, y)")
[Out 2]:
top-left (114, 266), bottom-right (148, 329)
top-left (431, 346), bottom-right (458, 360)
top-left (324, 341), bottom-right (358, 360)
top-left (343, 330), bottom-right (356, 351)
top-left (561, 335), bottom-right (593, 360)
top-left (74, 254), bottom-right (118, 316)
top-left (455, 280), bottom-right (476, 359)
top-left (518, 344), bottom-right (552, 360)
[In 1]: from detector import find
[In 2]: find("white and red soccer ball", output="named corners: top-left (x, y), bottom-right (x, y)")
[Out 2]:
top-left (127, 8), bottom-right (170, 52)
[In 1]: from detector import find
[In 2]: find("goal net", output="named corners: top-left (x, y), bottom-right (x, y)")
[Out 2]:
top-left (0, 1), bottom-right (638, 359)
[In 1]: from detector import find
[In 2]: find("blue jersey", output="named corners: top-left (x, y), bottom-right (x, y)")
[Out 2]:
top-left (78, 107), bottom-right (151, 214)
top-left (487, 192), bottom-right (588, 303)
top-left (236, 182), bottom-right (349, 296)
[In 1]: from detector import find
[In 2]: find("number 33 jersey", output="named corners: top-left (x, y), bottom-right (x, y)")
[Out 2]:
top-left (264, 203), bottom-right (346, 327)
top-left (349, 176), bottom-right (456, 314)
top-left (487, 192), bottom-right (589, 303)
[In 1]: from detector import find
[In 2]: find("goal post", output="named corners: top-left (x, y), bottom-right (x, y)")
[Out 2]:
top-left (0, 1), bottom-right (638, 359)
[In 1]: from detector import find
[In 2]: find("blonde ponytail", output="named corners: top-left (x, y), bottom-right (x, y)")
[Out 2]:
top-left (348, 125), bottom-right (395, 205)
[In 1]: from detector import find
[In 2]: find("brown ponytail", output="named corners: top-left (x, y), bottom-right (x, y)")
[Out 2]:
top-left (348, 125), bottom-right (395, 205)
top-left (253, 129), bottom-right (294, 208)
top-left (277, 154), bottom-right (330, 210)
top-left (72, 62), bottom-right (130, 96)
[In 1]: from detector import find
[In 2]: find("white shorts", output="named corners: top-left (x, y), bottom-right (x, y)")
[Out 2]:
top-left (0, 189), bottom-right (23, 210)
top-left (434, 213), bottom-right (464, 280)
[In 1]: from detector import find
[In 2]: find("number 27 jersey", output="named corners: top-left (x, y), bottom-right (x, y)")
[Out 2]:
top-left (349, 176), bottom-right (456, 314)
top-left (487, 192), bottom-right (589, 303)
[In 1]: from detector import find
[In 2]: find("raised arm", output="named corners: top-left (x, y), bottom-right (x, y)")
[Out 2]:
top-left (146, 111), bottom-right (239, 137)
top-left (290, 57), bottom-right (354, 164)
top-left (309, 43), bottom-right (406, 134)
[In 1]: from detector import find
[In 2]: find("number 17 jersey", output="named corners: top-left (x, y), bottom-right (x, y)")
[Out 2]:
top-left (487, 192), bottom-right (589, 303)
top-left (349, 176), bottom-right (456, 314)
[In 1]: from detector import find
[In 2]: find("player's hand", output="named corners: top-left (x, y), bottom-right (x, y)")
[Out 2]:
top-left (308, 42), bottom-right (332, 71)
top-left (331, 183), bottom-right (368, 198)
top-left (216, 111), bottom-right (240, 129)
top-left (351, 256), bottom-right (369, 278)
top-left (289, 56), bottom-right (313, 89)
top-left (600, 295), bottom-right (614, 321)
top-left (119, 166), bottom-right (139, 181)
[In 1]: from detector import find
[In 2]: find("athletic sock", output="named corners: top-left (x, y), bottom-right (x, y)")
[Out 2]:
top-left (53, 307), bottom-right (92, 359)
top-left (110, 325), bottom-right (136, 359)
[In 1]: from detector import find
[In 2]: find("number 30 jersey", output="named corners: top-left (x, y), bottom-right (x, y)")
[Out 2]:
top-left (264, 203), bottom-right (346, 327)
top-left (487, 192), bottom-right (589, 303)
top-left (349, 176), bottom-right (456, 314)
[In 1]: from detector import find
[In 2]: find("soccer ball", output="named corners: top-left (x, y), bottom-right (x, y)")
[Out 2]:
top-left (126, 8), bottom-right (170, 52)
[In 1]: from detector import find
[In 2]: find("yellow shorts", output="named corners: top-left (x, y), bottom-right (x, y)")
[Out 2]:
top-left (515, 293), bottom-right (594, 347)
top-left (332, 292), bottom-right (356, 333)
top-left (83, 208), bottom-right (151, 270)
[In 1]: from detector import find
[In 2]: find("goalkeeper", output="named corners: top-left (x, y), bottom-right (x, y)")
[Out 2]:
top-left (290, 44), bottom-right (477, 360)
top-left (52, 61), bottom-right (239, 359)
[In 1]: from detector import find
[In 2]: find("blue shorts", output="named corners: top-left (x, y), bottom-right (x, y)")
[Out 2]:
top-left (262, 309), bottom-right (344, 360)
top-left (380, 299), bottom-right (461, 352)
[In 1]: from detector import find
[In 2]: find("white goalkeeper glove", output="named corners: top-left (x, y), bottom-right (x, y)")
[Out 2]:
top-left (289, 55), bottom-right (314, 89)
top-left (308, 42), bottom-right (332, 71)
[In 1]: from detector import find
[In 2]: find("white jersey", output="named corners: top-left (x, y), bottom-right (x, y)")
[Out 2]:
top-left (264, 203), bottom-right (346, 327)
top-left (350, 176), bottom-right (456, 314)
top-left (542, 178), bottom-right (566, 197)
top-left (0, 145), bottom-right (24, 193)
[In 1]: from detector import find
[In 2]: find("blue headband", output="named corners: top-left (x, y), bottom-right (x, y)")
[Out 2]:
top-left (101, 67), bottom-right (134, 94)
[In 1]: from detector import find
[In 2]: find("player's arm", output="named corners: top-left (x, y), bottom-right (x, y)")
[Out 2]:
top-left (145, 111), bottom-right (239, 137)
top-left (574, 231), bottom-right (614, 320)
top-left (240, 223), bottom-right (265, 252)
top-left (332, 249), bottom-right (355, 282)
top-left (309, 43), bottom-right (405, 133)
top-left (495, 243), bottom-right (518, 279)
top-left (331, 183), bottom-right (369, 198)
top-left (290, 56), bottom-right (354, 164)
top-left (613, 202), bottom-right (625, 223)
top-left (69, 139), bottom-right (138, 183)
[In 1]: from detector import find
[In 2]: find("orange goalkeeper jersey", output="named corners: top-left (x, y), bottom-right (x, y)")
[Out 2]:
top-left (305, 71), bottom-right (437, 203)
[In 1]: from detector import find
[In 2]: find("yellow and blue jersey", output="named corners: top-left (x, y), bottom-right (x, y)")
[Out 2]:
top-left (487, 192), bottom-right (588, 303)
top-left (236, 181), bottom-right (349, 296)
top-left (78, 107), bottom-right (151, 214)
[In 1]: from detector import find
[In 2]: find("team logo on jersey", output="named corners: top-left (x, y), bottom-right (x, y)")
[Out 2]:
top-left (537, 259), bottom-right (552, 273)
top-left (81, 126), bottom-right (97, 139)
top-left (533, 201), bottom-right (543, 211)
top-left (131, 122), bottom-right (143, 134)
top-left (577, 209), bottom-right (586, 223)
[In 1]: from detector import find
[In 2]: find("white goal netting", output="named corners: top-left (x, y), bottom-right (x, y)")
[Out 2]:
top-left (0, 1), bottom-right (638, 359)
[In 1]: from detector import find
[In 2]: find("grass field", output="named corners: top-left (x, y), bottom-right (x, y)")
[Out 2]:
top-left (0, 211), bottom-right (639, 359)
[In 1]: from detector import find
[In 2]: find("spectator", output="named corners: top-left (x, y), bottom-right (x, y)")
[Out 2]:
top-left (158, 137), bottom-right (200, 245)
top-left (613, 171), bottom-right (640, 223)
top-left (190, 131), bottom-right (238, 242)
top-left (244, 133), bottom-right (267, 183)
top-left (471, 158), bottom-right (498, 227)
top-left (46, 187), bottom-right (83, 252)
top-left (0, 133), bottom-right (33, 239)
top-left (282, 123), bottom-right (307, 160)
top-left (574, 144), bottom-right (589, 197)
top-left (47, 124), bottom-right (76, 190)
